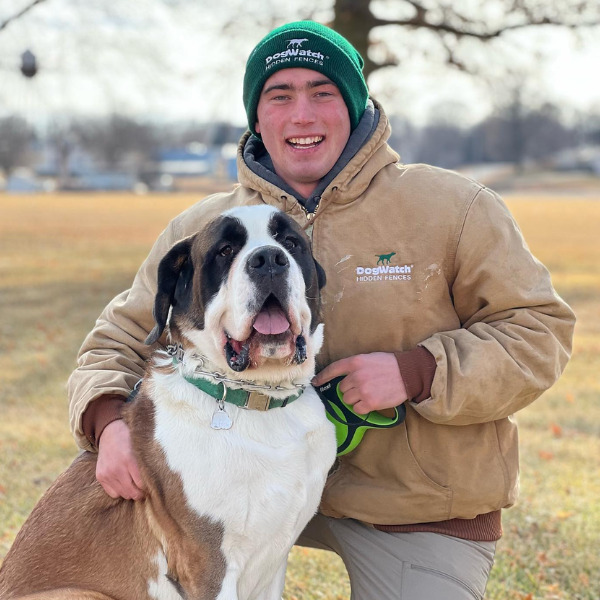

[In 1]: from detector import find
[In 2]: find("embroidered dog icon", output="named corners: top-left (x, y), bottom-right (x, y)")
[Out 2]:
top-left (287, 38), bottom-right (309, 49)
top-left (376, 252), bottom-right (396, 265)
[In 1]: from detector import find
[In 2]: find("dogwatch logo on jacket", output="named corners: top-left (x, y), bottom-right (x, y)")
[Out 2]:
top-left (265, 38), bottom-right (327, 71)
top-left (356, 252), bottom-right (413, 283)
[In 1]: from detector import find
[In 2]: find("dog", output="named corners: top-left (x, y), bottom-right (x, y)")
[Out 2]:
top-left (0, 204), bottom-right (337, 600)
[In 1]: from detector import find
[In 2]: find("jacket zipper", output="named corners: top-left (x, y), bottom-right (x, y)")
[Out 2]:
top-left (303, 199), bottom-right (320, 221)
top-left (302, 201), bottom-right (319, 240)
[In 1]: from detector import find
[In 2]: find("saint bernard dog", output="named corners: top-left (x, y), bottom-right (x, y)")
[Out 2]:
top-left (0, 205), bottom-right (337, 600)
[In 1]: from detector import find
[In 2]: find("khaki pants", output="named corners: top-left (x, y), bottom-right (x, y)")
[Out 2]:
top-left (296, 514), bottom-right (496, 600)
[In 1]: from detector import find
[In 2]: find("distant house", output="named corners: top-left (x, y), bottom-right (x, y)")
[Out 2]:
top-left (139, 144), bottom-right (238, 190)
top-left (63, 172), bottom-right (139, 192)
top-left (155, 146), bottom-right (218, 177)
top-left (5, 169), bottom-right (47, 192)
top-left (551, 145), bottom-right (600, 175)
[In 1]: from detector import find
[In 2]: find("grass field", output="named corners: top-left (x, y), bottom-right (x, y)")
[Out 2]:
top-left (1, 191), bottom-right (599, 599)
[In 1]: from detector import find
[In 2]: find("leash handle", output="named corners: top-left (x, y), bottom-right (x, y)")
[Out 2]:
top-left (316, 376), bottom-right (406, 428)
top-left (315, 376), bottom-right (406, 456)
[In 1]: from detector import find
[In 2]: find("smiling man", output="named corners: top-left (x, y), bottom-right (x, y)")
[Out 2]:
top-left (69, 21), bottom-right (575, 600)
top-left (254, 69), bottom-right (351, 199)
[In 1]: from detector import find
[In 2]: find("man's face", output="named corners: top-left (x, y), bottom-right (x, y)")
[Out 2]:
top-left (255, 68), bottom-right (351, 199)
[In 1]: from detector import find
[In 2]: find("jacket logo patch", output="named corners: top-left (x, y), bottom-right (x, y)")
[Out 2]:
top-left (376, 251), bottom-right (396, 265)
top-left (356, 252), bottom-right (412, 282)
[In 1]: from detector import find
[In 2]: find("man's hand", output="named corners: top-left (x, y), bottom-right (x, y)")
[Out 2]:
top-left (313, 352), bottom-right (408, 415)
top-left (96, 419), bottom-right (145, 500)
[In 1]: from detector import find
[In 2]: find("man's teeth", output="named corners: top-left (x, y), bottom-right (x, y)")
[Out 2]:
top-left (288, 136), bottom-right (323, 146)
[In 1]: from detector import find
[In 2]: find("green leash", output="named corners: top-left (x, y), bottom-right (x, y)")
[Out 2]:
top-left (315, 376), bottom-right (406, 456)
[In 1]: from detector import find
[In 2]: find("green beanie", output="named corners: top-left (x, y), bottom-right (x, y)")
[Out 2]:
top-left (243, 21), bottom-right (369, 136)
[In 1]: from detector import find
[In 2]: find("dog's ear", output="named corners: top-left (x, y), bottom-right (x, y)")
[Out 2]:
top-left (314, 259), bottom-right (326, 290)
top-left (308, 259), bottom-right (327, 334)
top-left (145, 237), bottom-right (194, 345)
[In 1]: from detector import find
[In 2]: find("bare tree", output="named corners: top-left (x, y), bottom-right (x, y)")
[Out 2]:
top-left (330, 0), bottom-right (600, 78)
top-left (76, 115), bottom-right (158, 172)
top-left (1, 0), bottom-right (598, 142)
top-left (0, 116), bottom-right (34, 176)
top-left (0, 0), bottom-right (48, 33)
top-left (213, 1), bottom-right (600, 79)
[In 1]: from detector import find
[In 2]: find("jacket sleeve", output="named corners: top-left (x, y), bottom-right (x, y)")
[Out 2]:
top-left (68, 220), bottom-right (182, 450)
top-left (415, 187), bottom-right (575, 426)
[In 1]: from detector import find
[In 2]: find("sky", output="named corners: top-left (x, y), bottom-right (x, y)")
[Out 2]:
top-left (0, 0), bottom-right (599, 130)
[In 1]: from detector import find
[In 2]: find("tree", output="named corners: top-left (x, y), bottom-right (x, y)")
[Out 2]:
top-left (1, 0), bottom-right (598, 140)
top-left (75, 115), bottom-right (158, 172)
top-left (0, 116), bottom-right (34, 176)
top-left (0, 0), bottom-right (48, 33)
top-left (5, 1), bottom-right (598, 80)
top-left (331, 0), bottom-right (600, 78)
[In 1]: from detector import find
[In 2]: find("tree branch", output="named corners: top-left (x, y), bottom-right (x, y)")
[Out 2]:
top-left (0, 0), bottom-right (49, 33)
top-left (370, 5), bottom-right (600, 41)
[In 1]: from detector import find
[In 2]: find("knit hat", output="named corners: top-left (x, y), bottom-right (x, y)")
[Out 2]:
top-left (243, 21), bottom-right (369, 136)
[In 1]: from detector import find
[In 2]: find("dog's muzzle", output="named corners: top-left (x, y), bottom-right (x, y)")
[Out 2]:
top-left (224, 246), bottom-right (304, 372)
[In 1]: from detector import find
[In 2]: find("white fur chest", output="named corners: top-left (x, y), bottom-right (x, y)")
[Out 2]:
top-left (150, 372), bottom-right (335, 600)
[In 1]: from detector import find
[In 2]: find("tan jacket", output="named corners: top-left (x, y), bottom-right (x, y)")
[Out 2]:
top-left (68, 106), bottom-right (575, 525)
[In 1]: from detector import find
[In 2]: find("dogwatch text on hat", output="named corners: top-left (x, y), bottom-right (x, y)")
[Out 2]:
top-left (356, 252), bottom-right (413, 283)
top-left (265, 38), bottom-right (328, 71)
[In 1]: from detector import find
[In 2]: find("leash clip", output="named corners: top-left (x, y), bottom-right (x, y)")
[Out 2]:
top-left (166, 343), bottom-right (184, 362)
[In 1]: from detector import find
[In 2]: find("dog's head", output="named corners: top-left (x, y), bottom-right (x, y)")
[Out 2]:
top-left (146, 205), bottom-right (326, 379)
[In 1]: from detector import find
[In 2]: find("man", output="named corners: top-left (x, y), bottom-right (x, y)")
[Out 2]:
top-left (69, 21), bottom-right (575, 599)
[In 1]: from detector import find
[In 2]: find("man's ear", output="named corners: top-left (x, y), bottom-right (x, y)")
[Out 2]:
top-left (145, 237), bottom-right (194, 345)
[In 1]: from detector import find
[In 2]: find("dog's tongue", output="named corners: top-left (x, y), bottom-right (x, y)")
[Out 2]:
top-left (253, 304), bottom-right (290, 335)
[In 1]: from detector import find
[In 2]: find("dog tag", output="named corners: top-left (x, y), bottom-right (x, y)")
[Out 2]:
top-left (211, 404), bottom-right (232, 430)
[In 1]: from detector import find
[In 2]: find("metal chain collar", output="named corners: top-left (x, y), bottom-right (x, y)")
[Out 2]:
top-left (166, 343), bottom-right (306, 393)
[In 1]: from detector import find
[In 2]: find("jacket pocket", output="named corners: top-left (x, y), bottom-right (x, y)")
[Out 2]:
top-left (407, 414), bottom-right (512, 518)
top-left (400, 422), bottom-right (451, 499)
top-left (319, 423), bottom-right (453, 524)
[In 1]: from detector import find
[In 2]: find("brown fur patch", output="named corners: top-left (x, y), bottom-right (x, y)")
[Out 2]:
top-left (124, 390), bottom-right (226, 598)
top-left (0, 387), bottom-right (226, 600)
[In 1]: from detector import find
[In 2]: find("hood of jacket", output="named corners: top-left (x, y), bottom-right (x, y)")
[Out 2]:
top-left (235, 99), bottom-right (400, 220)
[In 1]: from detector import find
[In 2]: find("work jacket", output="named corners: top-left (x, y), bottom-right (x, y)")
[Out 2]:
top-left (68, 104), bottom-right (575, 526)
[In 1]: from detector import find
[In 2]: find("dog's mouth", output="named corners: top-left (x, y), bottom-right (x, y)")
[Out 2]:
top-left (224, 296), bottom-right (306, 372)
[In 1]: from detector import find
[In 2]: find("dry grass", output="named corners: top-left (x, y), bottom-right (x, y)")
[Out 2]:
top-left (0, 191), bottom-right (598, 599)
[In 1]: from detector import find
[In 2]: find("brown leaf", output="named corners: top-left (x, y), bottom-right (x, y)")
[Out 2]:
top-left (579, 573), bottom-right (590, 586)
top-left (555, 511), bottom-right (574, 520)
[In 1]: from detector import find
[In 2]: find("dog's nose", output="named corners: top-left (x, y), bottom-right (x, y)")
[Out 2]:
top-left (247, 247), bottom-right (289, 277)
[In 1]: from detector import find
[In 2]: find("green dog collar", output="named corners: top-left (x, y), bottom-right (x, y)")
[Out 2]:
top-left (182, 374), bottom-right (302, 411)
top-left (167, 348), bottom-right (304, 410)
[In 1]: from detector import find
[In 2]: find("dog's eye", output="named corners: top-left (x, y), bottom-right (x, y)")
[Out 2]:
top-left (219, 245), bottom-right (233, 257)
top-left (283, 237), bottom-right (297, 251)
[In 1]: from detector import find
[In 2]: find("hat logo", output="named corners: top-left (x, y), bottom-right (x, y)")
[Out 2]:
top-left (264, 38), bottom-right (326, 70)
top-left (287, 38), bottom-right (309, 49)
